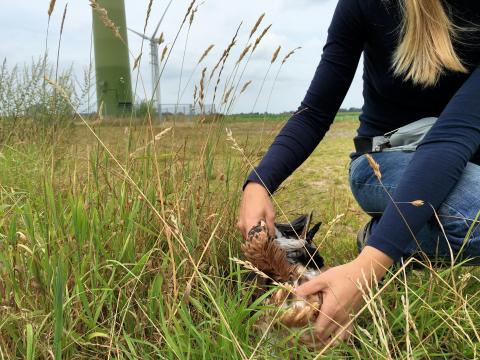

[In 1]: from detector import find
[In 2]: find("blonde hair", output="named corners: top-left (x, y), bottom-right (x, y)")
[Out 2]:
top-left (393, 0), bottom-right (468, 87)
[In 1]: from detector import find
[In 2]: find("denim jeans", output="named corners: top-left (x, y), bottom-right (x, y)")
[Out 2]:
top-left (349, 151), bottom-right (480, 264)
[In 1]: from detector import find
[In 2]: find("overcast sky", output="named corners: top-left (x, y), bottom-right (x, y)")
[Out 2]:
top-left (0, 0), bottom-right (364, 113)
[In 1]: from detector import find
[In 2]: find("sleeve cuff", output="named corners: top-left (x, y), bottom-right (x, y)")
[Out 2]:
top-left (365, 234), bottom-right (405, 263)
top-left (243, 169), bottom-right (279, 195)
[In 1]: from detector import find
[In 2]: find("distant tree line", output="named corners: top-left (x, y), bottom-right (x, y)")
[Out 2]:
top-left (338, 107), bottom-right (362, 113)
top-left (234, 107), bottom-right (362, 117)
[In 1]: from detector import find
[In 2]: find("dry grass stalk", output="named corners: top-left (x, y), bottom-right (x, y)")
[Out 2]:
top-left (143, 0), bottom-right (154, 33)
top-left (198, 44), bottom-right (215, 64)
top-left (90, 0), bottom-right (123, 41)
top-left (189, 7), bottom-right (198, 26)
top-left (410, 200), bottom-right (425, 207)
top-left (98, 101), bottom-right (104, 120)
top-left (249, 13), bottom-right (265, 39)
top-left (223, 86), bottom-right (234, 105)
top-left (48, 0), bottom-right (57, 17)
top-left (231, 257), bottom-right (270, 281)
top-left (160, 45), bottom-right (168, 62)
top-left (252, 24), bottom-right (272, 53)
top-left (211, 24), bottom-right (242, 106)
top-left (236, 44), bottom-right (252, 65)
top-left (210, 24), bottom-right (241, 80)
top-left (60, 4), bottom-right (68, 35)
top-left (271, 46), bottom-right (281, 64)
top-left (129, 127), bottom-right (173, 158)
top-left (193, 84), bottom-right (198, 105)
top-left (365, 154), bottom-right (382, 180)
top-left (199, 67), bottom-right (207, 111)
top-left (181, 0), bottom-right (196, 27)
top-left (52, 2), bottom-right (68, 113)
top-left (226, 129), bottom-right (244, 154)
top-left (210, 51), bottom-right (227, 80)
top-left (282, 46), bottom-right (302, 64)
top-left (133, 53), bottom-right (142, 71)
top-left (231, 258), bottom-right (296, 293)
top-left (240, 80), bottom-right (252, 94)
top-left (157, 32), bottom-right (165, 45)
top-left (44, 77), bottom-right (69, 99)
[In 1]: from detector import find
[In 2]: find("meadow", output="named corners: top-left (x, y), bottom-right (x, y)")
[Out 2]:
top-left (1, 115), bottom-right (480, 359)
top-left (2, 0), bottom-right (480, 358)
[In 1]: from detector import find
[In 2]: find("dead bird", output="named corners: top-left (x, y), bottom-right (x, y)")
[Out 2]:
top-left (241, 213), bottom-right (328, 348)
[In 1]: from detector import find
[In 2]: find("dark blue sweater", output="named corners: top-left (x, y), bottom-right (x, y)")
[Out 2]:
top-left (247, 0), bottom-right (480, 262)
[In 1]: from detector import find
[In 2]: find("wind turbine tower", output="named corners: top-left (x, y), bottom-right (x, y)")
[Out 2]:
top-left (92, 0), bottom-right (133, 117)
top-left (129, 0), bottom-right (173, 119)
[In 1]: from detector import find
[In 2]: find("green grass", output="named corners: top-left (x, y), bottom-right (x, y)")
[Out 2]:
top-left (1, 117), bottom-right (480, 359)
top-left (2, 1), bottom-right (480, 357)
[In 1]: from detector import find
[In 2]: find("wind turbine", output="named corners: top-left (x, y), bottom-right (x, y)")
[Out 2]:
top-left (129, 0), bottom-right (173, 119)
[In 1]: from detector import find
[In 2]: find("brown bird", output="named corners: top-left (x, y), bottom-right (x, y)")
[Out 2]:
top-left (241, 214), bottom-right (328, 348)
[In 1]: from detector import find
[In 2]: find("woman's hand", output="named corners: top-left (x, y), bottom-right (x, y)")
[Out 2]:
top-left (296, 246), bottom-right (393, 345)
top-left (237, 182), bottom-right (276, 238)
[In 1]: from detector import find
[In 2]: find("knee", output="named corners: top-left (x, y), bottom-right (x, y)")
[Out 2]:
top-left (349, 155), bottom-right (392, 215)
top-left (437, 202), bottom-right (480, 255)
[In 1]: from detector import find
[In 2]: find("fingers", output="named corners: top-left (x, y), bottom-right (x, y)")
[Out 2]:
top-left (313, 312), bottom-right (352, 347)
top-left (311, 290), bottom-right (352, 346)
top-left (314, 319), bottom-right (336, 345)
top-left (331, 323), bottom-right (353, 346)
top-left (265, 213), bottom-right (276, 238)
top-left (295, 274), bottom-right (327, 297)
top-left (236, 182), bottom-right (275, 239)
top-left (237, 218), bottom-right (266, 239)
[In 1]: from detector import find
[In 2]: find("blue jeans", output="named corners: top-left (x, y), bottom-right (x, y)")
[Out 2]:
top-left (349, 151), bottom-right (480, 264)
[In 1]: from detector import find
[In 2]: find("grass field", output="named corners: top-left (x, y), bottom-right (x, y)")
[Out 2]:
top-left (1, 116), bottom-right (480, 359)
top-left (2, 0), bottom-right (480, 357)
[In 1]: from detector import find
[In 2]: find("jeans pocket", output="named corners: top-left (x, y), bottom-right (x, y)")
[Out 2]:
top-left (348, 154), bottom-right (366, 179)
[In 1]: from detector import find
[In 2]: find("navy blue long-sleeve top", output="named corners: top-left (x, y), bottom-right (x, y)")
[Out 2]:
top-left (247, 0), bottom-right (480, 262)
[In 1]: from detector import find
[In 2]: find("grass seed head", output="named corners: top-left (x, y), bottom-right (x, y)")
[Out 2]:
top-left (198, 44), bottom-right (215, 64)
top-left (236, 44), bottom-right (252, 65)
top-left (189, 7), bottom-right (198, 26)
top-left (161, 45), bottom-right (168, 62)
top-left (60, 4), bottom-right (68, 35)
top-left (143, 0), bottom-right (153, 33)
top-left (223, 86), bottom-right (234, 105)
top-left (156, 32), bottom-right (165, 45)
top-left (240, 80), bottom-right (252, 94)
top-left (249, 13), bottom-right (265, 39)
top-left (48, 0), bottom-right (57, 17)
top-left (252, 24), bottom-right (272, 53)
top-left (410, 200), bottom-right (425, 207)
top-left (365, 154), bottom-right (382, 180)
top-left (271, 46), bottom-right (281, 64)
top-left (90, 0), bottom-right (123, 41)
top-left (182, 0), bottom-right (196, 26)
top-left (282, 47), bottom-right (301, 64)
top-left (193, 84), bottom-right (198, 105)
top-left (133, 53), bottom-right (142, 71)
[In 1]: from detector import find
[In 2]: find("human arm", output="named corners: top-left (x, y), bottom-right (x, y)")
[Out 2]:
top-left (237, 0), bottom-right (366, 236)
top-left (367, 66), bottom-right (480, 262)
top-left (296, 70), bottom-right (480, 340)
top-left (245, 0), bottom-right (366, 194)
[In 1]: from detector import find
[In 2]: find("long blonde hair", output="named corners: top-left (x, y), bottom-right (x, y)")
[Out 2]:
top-left (393, 0), bottom-right (468, 87)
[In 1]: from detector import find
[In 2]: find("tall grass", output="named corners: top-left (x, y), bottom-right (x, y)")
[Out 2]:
top-left (1, 1), bottom-right (480, 359)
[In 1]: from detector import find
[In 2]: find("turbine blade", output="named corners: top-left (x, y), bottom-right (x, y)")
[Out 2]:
top-left (128, 28), bottom-right (152, 41)
top-left (151, 0), bottom-right (174, 38)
